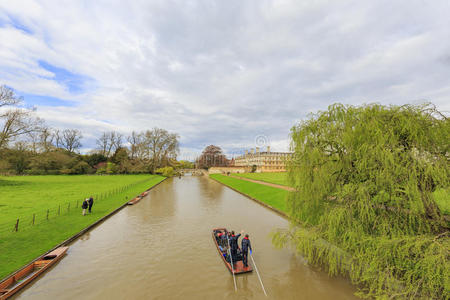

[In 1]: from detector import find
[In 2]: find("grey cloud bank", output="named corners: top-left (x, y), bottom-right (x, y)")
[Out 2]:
top-left (1, 1), bottom-right (449, 159)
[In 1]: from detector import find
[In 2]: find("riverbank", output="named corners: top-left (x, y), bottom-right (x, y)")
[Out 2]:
top-left (229, 172), bottom-right (450, 215)
top-left (12, 176), bottom-right (359, 300)
top-left (209, 174), bottom-right (288, 215)
top-left (0, 175), bottom-right (165, 280)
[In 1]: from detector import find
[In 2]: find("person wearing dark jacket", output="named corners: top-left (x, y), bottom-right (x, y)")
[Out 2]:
top-left (220, 231), bottom-right (227, 247)
top-left (241, 234), bottom-right (252, 267)
top-left (228, 230), bottom-right (243, 265)
top-left (88, 196), bottom-right (94, 213)
top-left (81, 198), bottom-right (89, 216)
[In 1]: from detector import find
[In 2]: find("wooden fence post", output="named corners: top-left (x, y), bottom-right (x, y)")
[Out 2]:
top-left (15, 219), bottom-right (19, 232)
top-left (58, 205), bottom-right (60, 216)
top-left (68, 203), bottom-right (70, 213)
top-left (47, 209), bottom-right (49, 220)
top-left (76, 199), bottom-right (79, 208)
top-left (32, 213), bottom-right (35, 225)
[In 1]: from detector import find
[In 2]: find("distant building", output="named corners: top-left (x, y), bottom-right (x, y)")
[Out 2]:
top-left (233, 146), bottom-right (292, 172)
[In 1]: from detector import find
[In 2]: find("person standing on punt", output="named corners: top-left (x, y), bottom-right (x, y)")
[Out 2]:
top-left (88, 196), bottom-right (94, 213)
top-left (241, 234), bottom-right (252, 267)
top-left (81, 198), bottom-right (89, 216)
top-left (229, 230), bottom-right (243, 266)
top-left (220, 231), bottom-right (228, 247)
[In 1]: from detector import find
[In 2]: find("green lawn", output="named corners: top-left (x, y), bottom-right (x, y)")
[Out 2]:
top-left (0, 175), bottom-right (165, 279)
top-left (210, 174), bottom-right (288, 213)
top-left (232, 172), bottom-right (289, 186)
top-left (230, 173), bottom-right (448, 215)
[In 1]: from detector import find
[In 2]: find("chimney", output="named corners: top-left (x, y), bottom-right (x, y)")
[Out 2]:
top-left (250, 148), bottom-right (254, 154)
top-left (267, 146), bottom-right (271, 153)
top-left (256, 147), bottom-right (259, 154)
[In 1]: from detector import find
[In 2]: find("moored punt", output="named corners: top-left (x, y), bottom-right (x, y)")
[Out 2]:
top-left (0, 247), bottom-right (69, 300)
top-left (127, 196), bottom-right (142, 205)
top-left (212, 228), bottom-right (252, 274)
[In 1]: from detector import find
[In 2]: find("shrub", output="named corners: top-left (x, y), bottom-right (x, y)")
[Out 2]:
top-left (155, 166), bottom-right (175, 177)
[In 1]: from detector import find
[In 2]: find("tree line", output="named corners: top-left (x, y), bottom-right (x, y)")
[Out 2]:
top-left (0, 85), bottom-right (189, 175)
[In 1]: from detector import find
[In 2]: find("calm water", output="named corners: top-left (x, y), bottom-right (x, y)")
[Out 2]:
top-left (14, 176), bottom-right (358, 299)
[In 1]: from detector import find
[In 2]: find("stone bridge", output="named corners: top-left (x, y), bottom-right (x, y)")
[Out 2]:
top-left (178, 169), bottom-right (207, 176)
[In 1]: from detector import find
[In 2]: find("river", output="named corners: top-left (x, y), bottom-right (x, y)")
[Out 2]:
top-left (14, 176), bottom-right (358, 299)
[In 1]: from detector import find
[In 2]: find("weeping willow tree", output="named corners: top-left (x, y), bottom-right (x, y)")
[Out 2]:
top-left (274, 103), bottom-right (449, 299)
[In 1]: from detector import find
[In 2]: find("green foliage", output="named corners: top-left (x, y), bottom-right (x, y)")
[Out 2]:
top-left (82, 153), bottom-right (107, 167)
top-left (28, 150), bottom-right (75, 174)
top-left (111, 147), bottom-right (129, 164)
top-left (434, 188), bottom-right (450, 215)
top-left (96, 162), bottom-right (117, 174)
top-left (155, 166), bottom-right (175, 177)
top-left (210, 174), bottom-right (288, 212)
top-left (0, 174), bottom-right (165, 279)
top-left (0, 147), bottom-right (150, 175)
top-left (279, 103), bottom-right (449, 298)
top-left (175, 160), bottom-right (195, 169)
top-left (70, 161), bottom-right (93, 174)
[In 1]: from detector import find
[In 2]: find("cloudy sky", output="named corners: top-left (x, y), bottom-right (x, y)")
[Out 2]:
top-left (1, 1), bottom-right (449, 160)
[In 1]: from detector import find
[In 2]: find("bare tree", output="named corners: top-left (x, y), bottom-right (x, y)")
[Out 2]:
top-left (52, 129), bottom-right (62, 148)
top-left (96, 132), bottom-right (109, 156)
top-left (0, 108), bottom-right (44, 149)
top-left (39, 127), bottom-right (54, 152)
top-left (27, 130), bottom-right (40, 153)
top-left (0, 85), bottom-right (22, 107)
top-left (143, 128), bottom-right (179, 172)
top-left (127, 131), bottom-right (144, 159)
top-left (111, 132), bottom-right (123, 154)
top-left (96, 131), bottom-right (123, 157)
top-left (0, 85), bottom-right (44, 149)
top-left (60, 129), bottom-right (82, 153)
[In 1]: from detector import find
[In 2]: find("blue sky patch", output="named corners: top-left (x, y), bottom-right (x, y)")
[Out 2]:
top-left (19, 93), bottom-right (76, 108)
top-left (38, 60), bottom-right (91, 94)
top-left (0, 14), bottom-right (33, 34)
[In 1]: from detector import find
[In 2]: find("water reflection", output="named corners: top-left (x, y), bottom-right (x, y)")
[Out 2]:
top-left (79, 231), bottom-right (90, 241)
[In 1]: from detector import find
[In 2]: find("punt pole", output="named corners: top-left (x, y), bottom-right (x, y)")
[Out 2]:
top-left (250, 252), bottom-right (267, 296)
top-left (226, 231), bottom-right (238, 292)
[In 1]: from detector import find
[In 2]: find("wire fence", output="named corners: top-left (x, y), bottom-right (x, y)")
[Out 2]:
top-left (0, 178), bottom-right (150, 235)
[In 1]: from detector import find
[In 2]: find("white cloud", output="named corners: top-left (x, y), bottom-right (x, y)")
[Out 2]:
top-left (0, 0), bottom-right (449, 157)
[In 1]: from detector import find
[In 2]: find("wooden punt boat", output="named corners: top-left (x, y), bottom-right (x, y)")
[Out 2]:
top-left (128, 191), bottom-right (149, 205)
top-left (127, 196), bottom-right (142, 205)
top-left (212, 228), bottom-right (252, 275)
top-left (0, 247), bottom-right (68, 300)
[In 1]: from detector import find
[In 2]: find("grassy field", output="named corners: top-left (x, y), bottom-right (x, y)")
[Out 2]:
top-left (210, 174), bottom-right (288, 213)
top-left (231, 172), bottom-right (449, 215)
top-left (0, 175), bottom-right (165, 279)
top-left (232, 172), bottom-right (289, 186)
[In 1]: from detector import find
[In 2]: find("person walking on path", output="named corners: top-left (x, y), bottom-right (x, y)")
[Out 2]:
top-left (81, 198), bottom-right (89, 216)
top-left (88, 196), bottom-right (94, 213)
top-left (241, 234), bottom-right (252, 267)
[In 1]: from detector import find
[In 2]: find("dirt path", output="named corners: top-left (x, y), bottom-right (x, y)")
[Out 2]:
top-left (230, 175), bottom-right (295, 191)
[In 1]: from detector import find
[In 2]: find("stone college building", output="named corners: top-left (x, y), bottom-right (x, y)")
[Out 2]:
top-left (233, 146), bottom-right (292, 172)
